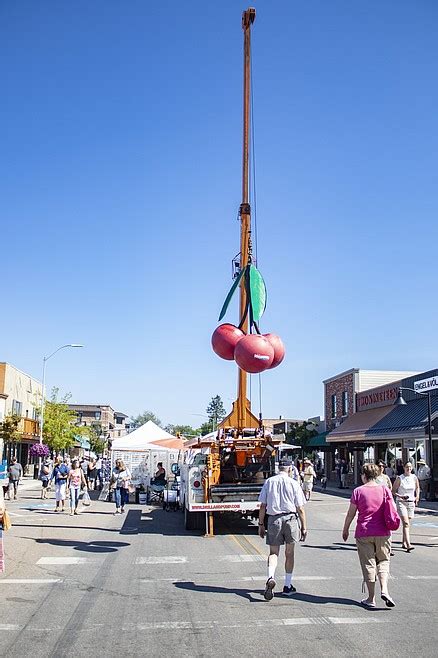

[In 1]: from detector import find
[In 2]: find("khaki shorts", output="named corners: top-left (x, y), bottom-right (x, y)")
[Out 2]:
top-left (266, 513), bottom-right (299, 546)
top-left (356, 535), bottom-right (391, 583)
top-left (396, 499), bottom-right (415, 519)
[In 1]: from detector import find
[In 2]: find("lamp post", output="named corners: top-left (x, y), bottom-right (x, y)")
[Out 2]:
top-left (394, 387), bottom-right (435, 501)
top-left (39, 344), bottom-right (84, 445)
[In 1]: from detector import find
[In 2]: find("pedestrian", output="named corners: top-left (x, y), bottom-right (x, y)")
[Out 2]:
top-left (258, 459), bottom-right (307, 600)
top-left (385, 462), bottom-right (395, 483)
top-left (392, 461), bottom-right (419, 552)
top-left (39, 459), bottom-right (51, 499)
top-left (375, 460), bottom-right (392, 489)
top-left (340, 459), bottom-right (349, 489)
top-left (87, 460), bottom-right (97, 490)
top-left (8, 458), bottom-right (23, 500)
top-left (416, 459), bottom-right (431, 501)
top-left (336, 458), bottom-right (343, 488)
top-left (110, 459), bottom-right (131, 515)
top-left (67, 459), bottom-right (87, 516)
top-left (51, 457), bottom-right (70, 512)
top-left (95, 456), bottom-right (103, 490)
top-left (342, 463), bottom-right (396, 608)
top-left (301, 458), bottom-right (316, 501)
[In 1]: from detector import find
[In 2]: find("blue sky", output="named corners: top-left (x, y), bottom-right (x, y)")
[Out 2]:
top-left (2, 1), bottom-right (438, 427)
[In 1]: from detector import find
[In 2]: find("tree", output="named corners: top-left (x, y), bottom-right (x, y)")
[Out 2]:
top-left (164, 424), bottom-right (197, 438)
top-left (285, 421), bottom-right (318, 457)
top-left (199, 421), bottom-right (213, 436)
top-left (130, 411), bottom-right (162, 429)
top-left (41, 388), bottom-right (80, 453)
top-left (82, 423), bottom-right (107, 455)
top-left (206, 395), bottom-right (226, 428)
top-left (0, 414), bottom-right (21, 444)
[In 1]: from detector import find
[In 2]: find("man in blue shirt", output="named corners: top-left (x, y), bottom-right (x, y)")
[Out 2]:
top-left (51, 457), bottom-right (70, 512)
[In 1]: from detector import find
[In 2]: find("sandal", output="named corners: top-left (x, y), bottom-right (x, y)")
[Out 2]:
top-left (360, 599), bottom-right (376, 609)
top-left (406, 546), bottom-right (415, 552)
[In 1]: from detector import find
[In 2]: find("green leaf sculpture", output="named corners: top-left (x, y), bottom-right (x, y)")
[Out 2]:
top-left (248, 264), bottom-right (267, 322)
top-left (218, 266), bottom-right (246, 321)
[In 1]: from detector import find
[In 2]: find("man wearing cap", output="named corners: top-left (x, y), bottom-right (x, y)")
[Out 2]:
top-left (417, 459), bottom-right (431, 501)
top-left (302, 458), bottom-right (317, 501)
top-left (258, 459), bottom-right (307, 600)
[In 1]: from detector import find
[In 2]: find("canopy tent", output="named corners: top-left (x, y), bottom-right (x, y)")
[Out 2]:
top-left (111, 420), bottom-right (177, 451)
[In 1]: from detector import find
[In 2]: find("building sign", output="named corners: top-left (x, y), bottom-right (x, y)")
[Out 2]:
top-left (414, 375), bottom-right (438, 394)
top-left (356, 384), bottom-right (400, 411)
top-left (403, 438), bottom-right (416, 449)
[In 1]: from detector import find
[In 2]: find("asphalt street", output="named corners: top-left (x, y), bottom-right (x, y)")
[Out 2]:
top-left (1, 482), bottom-right (438, 657)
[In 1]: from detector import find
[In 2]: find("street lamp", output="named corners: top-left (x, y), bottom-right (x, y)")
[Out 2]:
top-left (39, 344), bottom-right (84, 445)
top-left (394, 387), bottom-right (435, 501)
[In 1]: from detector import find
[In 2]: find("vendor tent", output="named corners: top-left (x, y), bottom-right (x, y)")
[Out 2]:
top-left (111, 420), bottom-right (176, 451)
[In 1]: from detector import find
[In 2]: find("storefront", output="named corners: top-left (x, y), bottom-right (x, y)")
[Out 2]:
top-left (327, 370), bottom-right (438, 488)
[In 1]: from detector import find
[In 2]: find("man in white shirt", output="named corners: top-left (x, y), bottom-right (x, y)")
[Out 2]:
top-left (417, 460), bottom-right (431, 500)
top-left (258, 460), bottom-right (307, 600)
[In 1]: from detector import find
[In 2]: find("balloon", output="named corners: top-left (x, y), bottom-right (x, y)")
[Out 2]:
top-left (234, 334), bottom-right (274, 373)
top-left (264, 333), bottom-right (285, 369)
top-left (211, 323), bottom-right (245, 360)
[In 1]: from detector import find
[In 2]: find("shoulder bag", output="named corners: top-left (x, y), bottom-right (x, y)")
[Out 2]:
top-left (383, 488), bottom-right (400, 531)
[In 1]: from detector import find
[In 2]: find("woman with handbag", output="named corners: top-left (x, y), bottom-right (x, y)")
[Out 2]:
top-left (111, 459), bottom-right (131, 515)
top-left (68, 459), bottom-right (87, 516)
top-left (342, 463), bottom-right (397, 609)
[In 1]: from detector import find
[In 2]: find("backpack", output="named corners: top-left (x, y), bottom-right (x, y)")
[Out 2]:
top-left (383, 488), bottom-right (400, 531)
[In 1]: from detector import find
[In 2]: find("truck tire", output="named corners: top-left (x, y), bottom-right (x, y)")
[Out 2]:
top-left (184, 505), bottom-right (203, 531)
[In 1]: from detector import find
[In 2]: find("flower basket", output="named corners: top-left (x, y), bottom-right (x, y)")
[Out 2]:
top-left (30, 443), bottom-right (50, 458)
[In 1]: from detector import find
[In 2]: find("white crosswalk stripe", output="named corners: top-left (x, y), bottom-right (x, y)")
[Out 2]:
top-left (136, 556), bottom-right (187, 564)
top-left (37, 557), bottom-right (88, 565)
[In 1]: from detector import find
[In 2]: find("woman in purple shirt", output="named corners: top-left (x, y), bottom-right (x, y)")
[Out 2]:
top-left (342, 463), bottom-right (396, 608)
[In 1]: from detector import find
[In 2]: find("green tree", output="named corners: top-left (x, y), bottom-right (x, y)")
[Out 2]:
top-left (164, 424), bottom-right (197, 438)
top-left (130, 411), bottom-right (162, 429)
top-left (206, 395), bottom-right (226, 429)
top-left (82, 423), bottom-right (107, 455)
top-left (199, 421), bottom-right (213, 436)
top-left (285, 421), bottom-right (318, 457)
top-left (42, 388), bottom-right (80, 452)
top-left (0, 413), bottom-right (21, 444)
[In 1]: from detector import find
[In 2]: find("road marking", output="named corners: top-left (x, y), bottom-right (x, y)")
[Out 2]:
top-left (406, 575), bottom-right (438, 580)
top-left (37, 557), bottom-right (88, 565)
top-left (123, 616), bottom-right (387, 632)
top-left (220, 554), bottom-right (265, 562)
top-left (412, 522), bottom-right (438, 528)
top-left (0, 624), bottom-right (20, 631)
top-left (136, 556), bottom-right (187, 564)
top-left (241, 575), bottom-right (335, 581)
top-left (0, 579), bottom-right (62, 584)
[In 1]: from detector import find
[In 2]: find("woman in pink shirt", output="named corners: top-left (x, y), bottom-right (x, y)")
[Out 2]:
top-left (342, 463), bottom-right (396, 609)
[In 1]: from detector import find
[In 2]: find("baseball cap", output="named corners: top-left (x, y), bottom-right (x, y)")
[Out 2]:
top-left (279, 459), bottom-right (292, 467)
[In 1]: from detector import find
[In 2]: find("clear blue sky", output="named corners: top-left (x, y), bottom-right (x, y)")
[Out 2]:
top-left (2, 1), bottom-right (438, 427)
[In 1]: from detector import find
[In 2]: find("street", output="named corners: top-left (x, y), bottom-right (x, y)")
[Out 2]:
top-left (1, 483), bottom-right (438, 657)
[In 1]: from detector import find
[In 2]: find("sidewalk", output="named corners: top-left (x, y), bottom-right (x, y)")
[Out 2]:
top-left (314, 481), bottom-right (438, 514)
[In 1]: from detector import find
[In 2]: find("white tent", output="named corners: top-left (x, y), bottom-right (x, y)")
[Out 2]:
top-left (111, 420), bottom-right (176, 451)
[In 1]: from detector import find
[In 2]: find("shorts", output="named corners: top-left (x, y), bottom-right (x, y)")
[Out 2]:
top-left (302, 481), bottom-right (313, 492)
top-left (41, 480), bottom-right (49, 488)
top-left (396, 499), bottom-right (415, 519)
top-left (55, 482), bottom-right (67, 502)
top-left (355, 535), bottom-right (391, 583)
top-left (266, 513), bottom-right (299, 546)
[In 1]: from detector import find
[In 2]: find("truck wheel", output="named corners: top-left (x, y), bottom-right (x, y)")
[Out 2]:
top-left (184, 505), bottom-right (203, 530)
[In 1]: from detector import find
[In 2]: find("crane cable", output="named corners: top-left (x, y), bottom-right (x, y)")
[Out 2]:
top-left (248, 33), bottom-right (263, 423)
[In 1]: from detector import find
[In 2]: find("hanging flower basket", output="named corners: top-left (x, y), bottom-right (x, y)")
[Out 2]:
top-left (29, 443), bottom-right (50, 458)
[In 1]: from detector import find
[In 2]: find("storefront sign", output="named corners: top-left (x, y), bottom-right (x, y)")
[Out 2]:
top-left (414, 375), bottom-right (438, 394)
top-left (403, 438), bottom-right (416, 449)
top-left (357, 384), bottom-right (399, 411)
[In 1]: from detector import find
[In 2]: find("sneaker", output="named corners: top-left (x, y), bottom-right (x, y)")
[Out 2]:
top-left (282, 585), bottom-right (297, 596)
top-left (263, 578), bottom-right (276, 601)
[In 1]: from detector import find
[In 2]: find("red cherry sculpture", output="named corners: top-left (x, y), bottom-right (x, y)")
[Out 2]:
top-left (211, 323), bottom-right (245, 360)
top-left (234, 334), bottom-right (274, 373)
top-left (264, 333), bottom-right (285, 369)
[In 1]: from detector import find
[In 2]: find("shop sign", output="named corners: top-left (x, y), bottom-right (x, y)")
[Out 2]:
top-left (403, 438), bottom-right (416, 449)
top-left (357, 384), bottom-right (399, 411)
top-left (414, 375), bottom-right (438, 394)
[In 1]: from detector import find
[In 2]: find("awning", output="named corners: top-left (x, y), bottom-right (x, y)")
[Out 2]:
top-left (327, 406), bottom-right (393, 443)
top-left (306, 432), bottom-right (329, 448)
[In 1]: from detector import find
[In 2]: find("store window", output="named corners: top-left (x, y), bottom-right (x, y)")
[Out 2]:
top-left (331, 394), bottom-right (337, 418)
top-left (342, 391), bottom-right (348, 416)
top-left (11, 400), bottom-right (22, 416)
